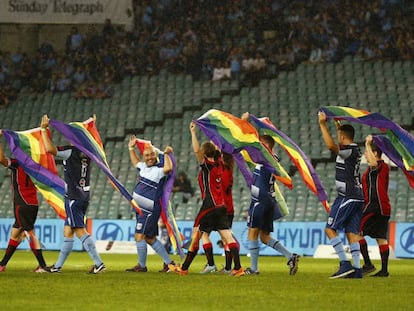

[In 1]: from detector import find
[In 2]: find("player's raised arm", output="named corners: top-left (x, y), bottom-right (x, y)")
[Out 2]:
top-left (190, 121), bottom-right (204, 164)
top-left (40, 114), bottom-right (57, 156)
top-left (318, 111), bottom-right (339, 154)
top-left (128, 135), bottom-right (140, 167)
top-left (163, 146), bottom-right (173, 174)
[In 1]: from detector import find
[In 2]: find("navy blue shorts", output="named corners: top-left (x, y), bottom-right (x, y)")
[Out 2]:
top-left (65, 199), bottom-right (88, 228)
top-left (326, 196), bottom-right (363, 234)
top-left (135, 206), bottom-right (161, 237)
top-left (247, 200), bottom-right (275, 233)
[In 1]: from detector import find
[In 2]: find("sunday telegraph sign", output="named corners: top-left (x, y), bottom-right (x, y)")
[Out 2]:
top-left (0, 0), bottom-right (133, 24)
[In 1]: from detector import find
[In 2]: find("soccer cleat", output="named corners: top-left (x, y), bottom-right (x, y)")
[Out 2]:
top-left (345, 268), bottom-right (363, 279)
top-left (88, 263), bottom-right (106, 274)
top-left (329, 261), bottom-right (355, 279)
top-left (33, 266), bottom-right (47, 273)
top-left (45, 265), bottom-right (62, 273)
top-left (168, 263), bottom-right (188, 275)
top-left (0, 265), bottom-right (5, 272)
top-left (159, 261), bottom-right (175, 272)
top-left (218, 267), bottom-right (232, 274)
top-left (230, 267), bottom-right (244, 277)
top-left (362, 264), bottom-right (376, 275)
top-left (199, 264), bottom-right (217, 274)
top-left (243, 267), bottom-right (260, 275)
top-left (371, 270), bottom-right (389, 277)
top-left (125, 264), bottom-right (147, 272)
top-left (287, 253), bottom-right (300, 275)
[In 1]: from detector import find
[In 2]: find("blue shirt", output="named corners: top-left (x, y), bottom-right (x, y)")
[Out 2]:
top-left (250, 164), bottom-right (275, 206)
top-left (335, 144), bottom-right (363, 200)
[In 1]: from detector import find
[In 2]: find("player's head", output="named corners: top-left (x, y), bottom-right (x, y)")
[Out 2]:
top-left (223, 152), bottom-right (234, 170)
top-left (260, 134), bottom-right (275, 150)
top-left (338, 124), bottom-right (355, 142)
top-left (370, 141), bottom-right (383, 158)
top-left (143, 146), bottom-right (157, 166)
top-left (201, 141), bottom-right (217, 158)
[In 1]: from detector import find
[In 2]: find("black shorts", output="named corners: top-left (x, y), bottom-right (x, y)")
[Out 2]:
top-left (13, 203), bottom-right (38, 231)
top-left (360, 212), bottom-right (390, 239)
top-left (198, 206), bottom-right (229, 234)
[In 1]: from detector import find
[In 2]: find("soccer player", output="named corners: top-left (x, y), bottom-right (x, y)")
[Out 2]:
top-left (242, 112), bottom-right (299, 276)
top-left (125, 135), bottom-right (175, 272)
top-left (40, 115), bottom-right (106, 274)
top-left (358, 135), bottom-right (391, 277)
top-left (169, 122), bottom-right (243, 276)
top-left (0, 130), bottom-right (48, 273)
top-left (318, 111), bottom-right (364, 279)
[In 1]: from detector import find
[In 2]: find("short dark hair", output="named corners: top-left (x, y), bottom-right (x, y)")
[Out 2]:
top-left (339, 124), bottom-right (355, 140)
top-left (260, 134), bottom-right (275, 149)
top-left (201, 141), bottom-right (217, 158)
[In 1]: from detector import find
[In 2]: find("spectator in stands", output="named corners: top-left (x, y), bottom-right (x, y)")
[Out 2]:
top-left (0, 130), bottom-right (48, 273)
top-left (173, 171), bottom-right (194, 204)
top-left (66, 27), bottom-right (84, 54)
top-left (358, 135), bottom-right (391, 277)
top-left (55, 72), bottom-right (72, 92)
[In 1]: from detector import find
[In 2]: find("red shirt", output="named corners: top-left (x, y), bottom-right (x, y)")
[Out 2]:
top-left (362, 160), bottom-right (391, 216)
top-left (197, 157), bottom-right (224, 209)
top-left (9, 159), bottom-right (38, 206)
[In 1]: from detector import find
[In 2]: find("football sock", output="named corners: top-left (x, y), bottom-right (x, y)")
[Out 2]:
top-left (32, 249), bottom-right (46, 267)
top-left (203, 243), bottom-right (215, 266)
top-left (224, 246), bottom-right (232, 270)
top-left (248, 240), bottom-right (259, 272)
top-left (0, 239), bottom-right (19, 266)
top-left (150, 239), bottom-right (172, 264)
top-left (81, 234), bottom-right (103, 266)
top-left (359, 238), bottom-right (371, 265)
top-left (136, 240), bottom-right (147, 268)
top-left (228, 242), bottom-right (241, 270)
top-left (350, 242), bottom-right (361, 268)
top-left (266, 237), bottom-right (291, 259)
top-left (379, 244), bottom-right (389, 272)
top-left (182, 251), bottom-right (197, 271)
top-left (55, 237), bottom-right (74, 268)
top-left (330, 236), bottom-right (347, 262)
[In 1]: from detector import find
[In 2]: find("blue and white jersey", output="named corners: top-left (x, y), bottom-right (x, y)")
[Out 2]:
top-left (133, 162), bottom-right (167, 212)
top-left (56, 146), bottom-right (91, 201)
top-left (335, 143), bottom-right (363, 200)
top-left (250, 164), bottom-right (275, 205)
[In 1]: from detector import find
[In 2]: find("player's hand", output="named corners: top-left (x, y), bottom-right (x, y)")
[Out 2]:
top-left (128, 135), bottom-right (136, 148)
top-left (366, 135), bottom-right (373, 144)
top-left (164, 146), bottom-right (173, 154)
top-left (41, 115), bottom-right (49, 129)
top-left (0, 129), bottom-right (2, 137)
top-left (189, 121), bottom-right (196, 132)
top-left (318, 111), bottom-right (327, 123)
top-left (241, 112), bottom-right (249, 120)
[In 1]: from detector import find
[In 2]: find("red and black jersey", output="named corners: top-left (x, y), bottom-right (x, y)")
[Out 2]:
top-left (362, 160), bottom-right (391, 216)
top-left (221, 166), bottom-right (234, 215)
top-left (197, 157), bottom-right (224, 209)
top-left (8, 158), bottom-right (38, 206)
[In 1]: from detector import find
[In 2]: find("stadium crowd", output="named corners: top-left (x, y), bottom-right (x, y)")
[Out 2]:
top-left (0, 0), bottom-right (412, 107)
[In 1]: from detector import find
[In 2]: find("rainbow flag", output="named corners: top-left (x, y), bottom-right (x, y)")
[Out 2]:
top-left (195, 109), bottom-right (292, 189)
top-left (3, 128), bottom-right (66, 219)
top-left (49, 118), bottom-right (143, 215)
top-left (134, 139), bottom-right (184, 258)
top-left (249, 115), bottom-right (330, 213)
top-left (320, 106), bottom-right (414, 186)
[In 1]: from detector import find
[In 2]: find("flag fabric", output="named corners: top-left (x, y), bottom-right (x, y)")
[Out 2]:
top-left (249, 115), bottom-right (330, 213)
top-left (134, 139), bottom-right (184, 258)
top-left (320, 106), bottom-right (414, 171)
top-left (320, 106), bottom-right (414, 187)
top-left (2, 128), bottom-right (66, 219)
top-left (49, 118), bottom-right (143, 215)
top-left (195, 109), bottom-right (292, 189)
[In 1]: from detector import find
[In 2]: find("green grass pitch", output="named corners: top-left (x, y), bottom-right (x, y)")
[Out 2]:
top-left (0, 251), bottom-right (413, 310)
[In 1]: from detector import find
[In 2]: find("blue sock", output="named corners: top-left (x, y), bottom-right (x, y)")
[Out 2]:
top-left (350, 242), bottom-right (361, 268)
top-left (266, 238), bottom-right (292, 259)
top-left (151, 239), bottom-right (172, 264)
top-left (330, 236), bottom-right (347, 262)
top-left (136, 240), bottom-right (147, 268)
top-left (55, 237), bottom-right (74, 268)
top-left (81, 234), bottom-right (103, 266)
top-left (248, 240), bottom-right (260, 272)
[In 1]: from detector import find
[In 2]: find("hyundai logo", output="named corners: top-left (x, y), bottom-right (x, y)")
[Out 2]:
top-left (96, 223), bottom-right (124, 241)
top-left (400, 226), bottom-right (414, 254)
